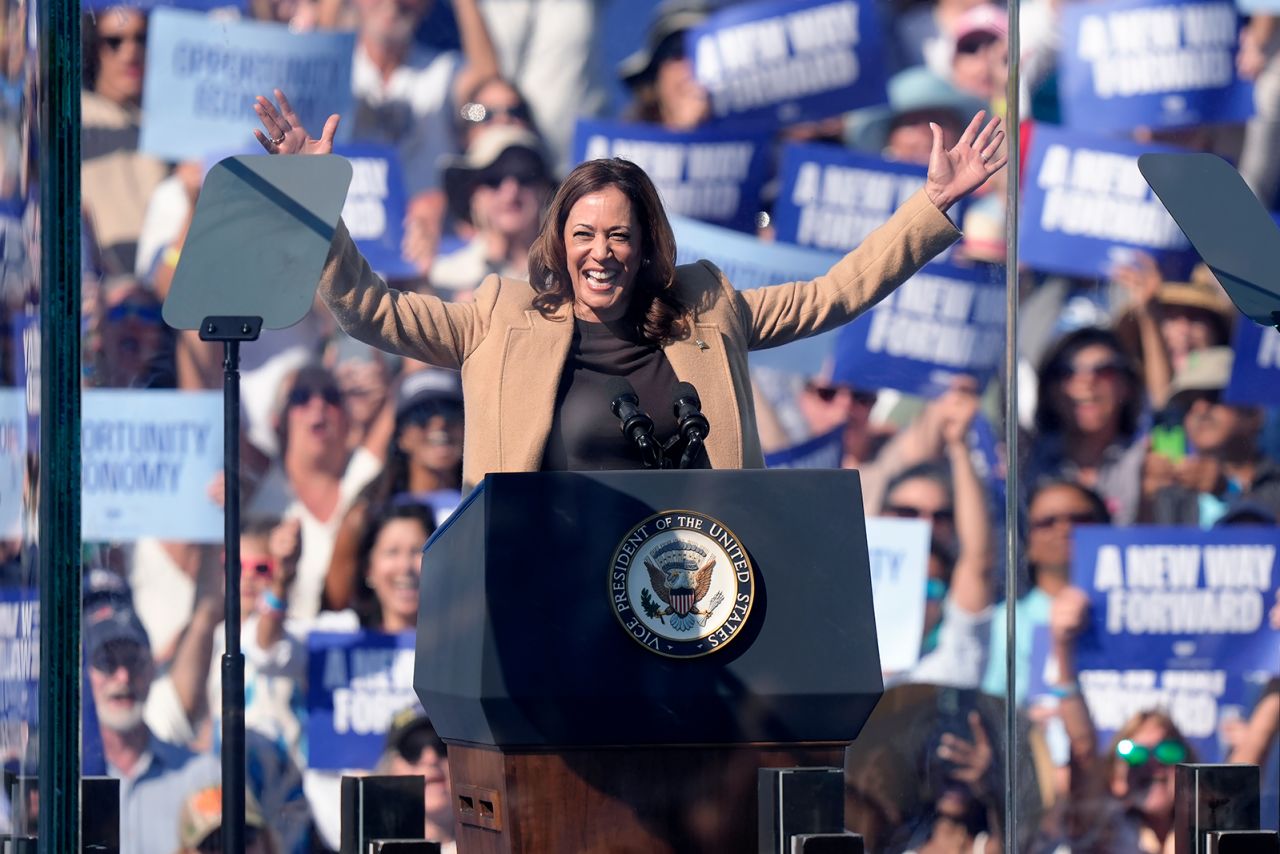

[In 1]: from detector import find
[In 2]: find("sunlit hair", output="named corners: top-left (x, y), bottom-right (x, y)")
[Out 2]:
top-left (527, 158), bottom-right (685, 344)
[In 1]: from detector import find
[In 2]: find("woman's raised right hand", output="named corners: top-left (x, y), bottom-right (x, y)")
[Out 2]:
top-left (253, 88), bottom-right (340, 156)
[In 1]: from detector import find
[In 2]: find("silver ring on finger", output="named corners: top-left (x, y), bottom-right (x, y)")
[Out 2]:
top-left (270, 132), bottom-right (286, 145)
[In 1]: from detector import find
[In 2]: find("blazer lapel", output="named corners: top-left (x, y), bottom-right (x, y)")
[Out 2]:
top-left (499, 305), bottom-right (574, 471)
top-left (664, 322), bottom-right (742, 467)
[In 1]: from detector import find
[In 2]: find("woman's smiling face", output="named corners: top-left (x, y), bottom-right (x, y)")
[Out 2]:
top-left (563, 186), bottom-right (643, 323)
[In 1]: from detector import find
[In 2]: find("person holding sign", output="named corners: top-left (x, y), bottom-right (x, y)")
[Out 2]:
top-left (253, 89), bottom-right (1006, 484)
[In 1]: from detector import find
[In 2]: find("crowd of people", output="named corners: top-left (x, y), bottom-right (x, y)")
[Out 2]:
top-left (0, 0), bottom-right (1275, 850)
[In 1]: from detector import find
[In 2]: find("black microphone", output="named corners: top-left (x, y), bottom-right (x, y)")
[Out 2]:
top-left (606, 377), bottom-right (660, 465)
top-left (671, 382), bottom-right (710, 443)
top-left (671, 382), bottom-right (710, 469)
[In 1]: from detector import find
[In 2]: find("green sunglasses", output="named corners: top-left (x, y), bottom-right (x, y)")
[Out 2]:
top-left (1115, 738), bottom-right (1187, 767)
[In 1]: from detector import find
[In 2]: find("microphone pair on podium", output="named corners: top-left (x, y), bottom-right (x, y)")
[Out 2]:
top-left (606, 377), bottom-right (710, 470)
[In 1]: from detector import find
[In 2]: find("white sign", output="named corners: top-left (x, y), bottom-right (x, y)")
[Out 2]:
top-left (865, 516), bottom-right (931, 674)
top-left (81, 390), bottom-right (223, 542)
top-left (0, 389), bottom-right (24, 539)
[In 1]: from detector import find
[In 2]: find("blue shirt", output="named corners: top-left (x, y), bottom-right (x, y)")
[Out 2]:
top-left (109, 734), bottom-right (220, 854)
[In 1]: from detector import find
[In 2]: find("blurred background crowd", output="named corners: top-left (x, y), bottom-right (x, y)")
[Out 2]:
top-left (0, 0), bottom-right (1276, 850)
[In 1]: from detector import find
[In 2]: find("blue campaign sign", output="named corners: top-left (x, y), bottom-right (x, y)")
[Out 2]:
top-left (1225, 321), bottom-right (1280, 407)
top-left (1071, 525), bottom-right (1280, 762)
top-left (332, 143), bottom-right (415, 280)
top-left (831, 262), bottom-right (1004, 397)
top-left (140, 8), bottom-right (355, 162)
top-left (573, 119), bottom-right (770, 232)
top-left (773, 143), bottom-right (959, 257)
top-left (81, 390), bottom-right (224, 542)
top-left (0, 590), bottom-right (38, 769)
top-left (1060, 0), bottom-right (1253, 134)
top-left (670, 213), bottom-right (843, 374)
top-left (1020, 124), bottom-right (1197, 279)
top-left (306, 630), bottom-right (419, 771)
top-left (687, 0), bottom-right (889, 129)
top-left (764, 426), bottom-right (843, 469)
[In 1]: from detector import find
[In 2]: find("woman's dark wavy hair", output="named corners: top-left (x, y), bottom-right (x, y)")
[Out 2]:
top-left (1034, 326), bottom-right (1142, 437)
top-left (352, 502), bottom-right (436, 630)
top-left (527, 158), bottom-right (685, 344)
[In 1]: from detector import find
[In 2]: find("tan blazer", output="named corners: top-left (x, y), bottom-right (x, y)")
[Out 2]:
top-left (318, 188), bottom-right (960, 487)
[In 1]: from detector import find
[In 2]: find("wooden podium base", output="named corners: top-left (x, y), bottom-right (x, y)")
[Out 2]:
top-left (448, 743), bottom-right (845, 854)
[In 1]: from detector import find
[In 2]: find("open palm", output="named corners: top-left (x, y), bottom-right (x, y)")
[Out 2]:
top-left (924, 111), bottom-right (1007, 213)
top-left (253, 88), bottom-right (340, 156)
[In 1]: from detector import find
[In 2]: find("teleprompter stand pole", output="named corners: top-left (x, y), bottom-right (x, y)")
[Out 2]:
top-left (200, 314), bottom-right (263, 854)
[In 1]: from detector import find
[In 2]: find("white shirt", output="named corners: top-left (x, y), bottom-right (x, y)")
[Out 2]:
top-left (247, 447), bottom-right (382, 619)
top-left (350, 43), bottom-right (460, 195)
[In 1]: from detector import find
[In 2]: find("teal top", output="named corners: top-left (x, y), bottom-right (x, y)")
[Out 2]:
top-left (980, 586), bottom-right (1053, 704)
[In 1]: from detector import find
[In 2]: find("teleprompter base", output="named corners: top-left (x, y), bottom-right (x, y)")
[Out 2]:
top-left (448, 743), bottom-right (844, 854)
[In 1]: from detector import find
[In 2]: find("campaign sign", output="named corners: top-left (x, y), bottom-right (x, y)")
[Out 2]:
top-left (764, 426), bottom-right (844, 469)
top-left (332, 143), bottom-right (414, 279)
top-left (1060, 0), bottom-right (1253, 133)
top-left (1072, 525), bottom-right (1280, 762)
top-left (140, 8), bottom-right (355, 162)
top-left (0, 590), bottom-right (37, 767)
top-left (307, 630), bottom-right (418, 770)
top-left (81, 390), bottom-right (223, 542)
top-left (671, 213), bottom-right (843, 374)
top-left (573, 120), bottom-right (770, 231)
top-left (688, 0), bottom-right (889, 129)
top-left (773, 143), bottom-right (959, 260)
top-left (1224, 321), bottom-right (1280, 407)
top-left (1020, 124), bottom-right (1196, 279)
top-left (866, 516), bottom-right (930, 675)
top-left (0, 389), bottom-right (24, 539)
top-left (831, 262), bottom-right (1004, 397)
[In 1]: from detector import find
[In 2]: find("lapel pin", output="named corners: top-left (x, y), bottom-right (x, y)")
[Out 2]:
top-left (695, 338), bottom-right (709, 350)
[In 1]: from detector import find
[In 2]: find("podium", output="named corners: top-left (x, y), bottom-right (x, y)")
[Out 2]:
top-left (415, 470), bottom-right (884, 853)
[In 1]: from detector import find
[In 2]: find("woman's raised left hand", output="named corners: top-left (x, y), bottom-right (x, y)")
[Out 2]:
top-left (924, 111), bottom-right (1007, 213)
top-left (252, 88), bottom-right (340, 156)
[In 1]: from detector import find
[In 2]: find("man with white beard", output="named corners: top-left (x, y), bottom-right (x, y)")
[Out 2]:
top-left (85, 600), bottom-right (219, 854)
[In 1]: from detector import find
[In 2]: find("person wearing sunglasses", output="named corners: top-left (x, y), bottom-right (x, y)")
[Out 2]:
top-left (1042, 587), bottom-right (1195, 854)
top-left (81, 5), bottom-right (167, 278)
top-left (325, 368), bottom-right (464, 610)
top-left (1029, 326), bottom-right (1148, 525)
top-left (981, 479), bottom-right (1110, 703)
top-left (455, 76), bottom-right (537, 151)
top-left (247, 364), bottom-right (383, 620)
top-left (431, 125), bottom-right (554, 294)
top-left (1143, 347), bottom-right (1280, 527)
top-left (376, 709), bottom-right (455, 850)
top-left (85, 276), bottom-right (173, 389)
top-left (882, 385), bottom-right (994, 691)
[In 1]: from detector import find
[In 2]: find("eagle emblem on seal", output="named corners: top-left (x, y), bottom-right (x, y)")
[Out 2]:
top-left (640, 543), bottom-right (725, 631)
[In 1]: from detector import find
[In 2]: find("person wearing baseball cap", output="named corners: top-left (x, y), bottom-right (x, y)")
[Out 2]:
top-left (378, 708), bottom-right (454, 852)
top-left (1145, 348), bottom-right (1280, 526)
top-left (84, 598), bottom-right (220, 854)
top-left (175, 784), bottom-right (275, 854)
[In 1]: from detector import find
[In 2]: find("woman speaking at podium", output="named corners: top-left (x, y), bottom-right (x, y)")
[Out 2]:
top-left (253, 90), bottom-right (1006, 486)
